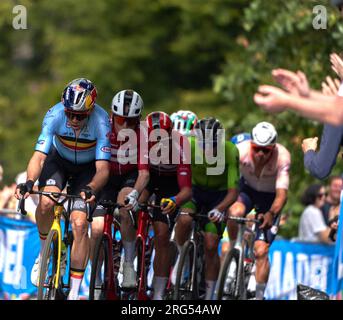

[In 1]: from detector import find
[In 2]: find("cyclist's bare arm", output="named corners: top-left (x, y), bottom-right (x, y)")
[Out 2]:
top-left (15, 151), bottom-right (47, 199)
top-left (86, 160), bottom-right (110, 194)
top-left (175, 186), bottom-right (192, 207)
top-left (268, 188), bottom-right (288, 216)
top-left (215, 188), bottom-right (239, 213)
top-left (133, 169), bottom-right (150, 195)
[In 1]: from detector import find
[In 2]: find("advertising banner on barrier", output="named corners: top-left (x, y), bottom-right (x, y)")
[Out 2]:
top-left (265, 240), bottom-right (336, 300)
top-left (0, 215), bottom-right (39, 300)
top-left (330, 191), bottom-right (343, 296)
top-left (1, 213), bottom-right (342, 300)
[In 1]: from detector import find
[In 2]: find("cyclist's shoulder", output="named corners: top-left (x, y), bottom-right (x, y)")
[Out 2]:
top-left (42, 103), bottom-right (64, 126)
top-left (275, 143), bottom-right (291, 161)
top-left (91, 104), bottom-right (110, 119)
top-left (45, 102), bottom-right (64, 116)
top-left (89, 104), bottom-right (111, 133)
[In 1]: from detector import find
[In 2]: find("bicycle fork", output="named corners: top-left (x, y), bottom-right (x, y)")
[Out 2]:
top-left (189, 221), bottom-right (198, 293)
top-left (52, 206), bottom-right (63, 289)
top-left (103, 213), bottom-right (119, 300)
top-left (233, 223), bottom-right (245, 298)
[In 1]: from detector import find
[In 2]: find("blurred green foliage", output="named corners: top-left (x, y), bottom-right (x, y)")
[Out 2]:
top-left (1, 0), bottom-right (343, 238)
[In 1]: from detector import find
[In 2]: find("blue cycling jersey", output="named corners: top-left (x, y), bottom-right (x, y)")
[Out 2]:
top-left (35, 102), bottom-right (111, 164)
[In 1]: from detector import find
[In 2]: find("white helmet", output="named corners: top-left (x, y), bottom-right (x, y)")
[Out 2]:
top-left (111, 89), bottom-right (144, 117)
top-left (170, 110), bottom-right (198, 136)
top-left (251, 122), bottom-right (277, 147)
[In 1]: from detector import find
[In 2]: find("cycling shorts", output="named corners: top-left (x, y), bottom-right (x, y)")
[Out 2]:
top-left (238, 178), bottom-right (278, 244)
top-left (147, 172), bottom-right (180, 227)
top-left (181, 186), bottom-right (227, 236)
top-left (38, 146), bottom-right (97, 214)
top-left (93, 170), bottom-right (138, 217)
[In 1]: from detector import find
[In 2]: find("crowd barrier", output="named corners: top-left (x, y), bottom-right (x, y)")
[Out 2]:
top-left (1, 209), bottom-right (343, 300)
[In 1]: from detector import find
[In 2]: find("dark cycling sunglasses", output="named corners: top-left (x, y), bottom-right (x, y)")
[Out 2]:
top-left (65, 111), bottom-right (89, 121)
top-left (251, 144), bottom-right (274, 154)
top-left (113, 115), bottom-right (139, 126)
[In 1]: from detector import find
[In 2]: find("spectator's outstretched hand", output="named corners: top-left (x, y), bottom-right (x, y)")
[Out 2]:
top-left (330, 53), bottom-right (343, 80)
top-left (254, 85), bottom-right (288, 113)
top-left (272, 69), bottom-right (310, 97)
top-left (321, 76), bottom-right (340, 96)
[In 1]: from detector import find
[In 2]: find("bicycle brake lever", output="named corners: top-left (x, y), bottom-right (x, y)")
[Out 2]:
top-left (17, 197), bottom-right (27, 216)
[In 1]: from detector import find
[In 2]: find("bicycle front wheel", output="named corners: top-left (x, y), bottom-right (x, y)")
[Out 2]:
top-left (37, 229), bottom-right (59, 300)
top-left (89, 236), bottom-right (109, 300)
top-left (217, 248), bottom-right (244, 300)
top-left (173, 240), bottom-right (198, 300)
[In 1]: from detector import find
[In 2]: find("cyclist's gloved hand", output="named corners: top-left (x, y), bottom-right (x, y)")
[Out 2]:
top-left (208, 208), bottom-right (224, 223)
top-left (160, 197), bottom-right (177, 215)
top-left (125, 189), bottom-right (139, 211)
top-left (15, 180), bottom-right (34, 199)
top-left (258, 211), bottom-right (273, 230)
top-left (80, 186), bottom-right (96, 203)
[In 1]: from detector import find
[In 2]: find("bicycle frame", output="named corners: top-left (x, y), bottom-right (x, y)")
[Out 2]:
top-left (18, 189), bottom-right (88, 296)
top-left (227, 216), bottom-right (259, 298)
top-left (173, 213), bottom-right (207, 300)
top-left (102, 207), bottom-right (121, 300)
top-left (135, 207), bottom-right (153, 300)
top-left (50, 205), bottom-right (64, 289)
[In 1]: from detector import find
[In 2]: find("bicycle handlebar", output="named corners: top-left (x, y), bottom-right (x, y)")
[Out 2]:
top-left (17, 190), bottom-right (91, 220)
top-left (226, 215), bottom-right (262, 225)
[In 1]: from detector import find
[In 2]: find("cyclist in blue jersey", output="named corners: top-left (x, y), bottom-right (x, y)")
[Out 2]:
top-left (230, 132), bottom-right (251, 145)
top-left (15, 78), bottom-right (111, 300)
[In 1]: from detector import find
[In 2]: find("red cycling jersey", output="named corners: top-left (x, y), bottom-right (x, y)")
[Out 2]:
top-left (109, 121), bottom-right (149, 175)
top-left (148, 130), bottom-right (192, 190)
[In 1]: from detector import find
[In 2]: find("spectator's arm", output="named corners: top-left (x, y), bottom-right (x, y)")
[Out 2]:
top-left (318, 228), bottom-right (334, 244)
top-left (304, 124), bottom-right (343, 179)
top-left (254, 85), bottom-right (343, 125)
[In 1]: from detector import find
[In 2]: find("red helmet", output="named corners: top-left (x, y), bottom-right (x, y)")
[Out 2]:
top-left (145, 111), bottom-right (173, 134)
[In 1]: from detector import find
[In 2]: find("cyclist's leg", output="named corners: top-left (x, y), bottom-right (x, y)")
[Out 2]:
top-left (174, 201), bottom-right (195, 252)
top-left (202, 199), bottom-right (226, 300)
top-left (90, 181), bottom-right (116, 287)
top-left (203, 228), bottom-right (221, 300)
top-left (117, 170), bottom-right (139, 288)
top-left (36, 148), bottom-right (67, 254)
top-left (151, 174), bottom-right (179, 300)
top-left (69, 208), bottom-right (89, 299)
top-left (228, 192), bottom-right (253, 247)
top-left (152, 220), bottom-right (172, 300)
top-left (68, 161), bottom-right (97, 300)
top-left (253, 240), bottom-right (270, 300)
top-left (252, 190), bottom-right (276, 300)
top-left (33, 148), bottom-right (67, 285)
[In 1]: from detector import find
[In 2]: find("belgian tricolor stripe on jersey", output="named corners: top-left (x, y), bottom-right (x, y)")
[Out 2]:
top-left (57, 135), bottom-right (96, 151)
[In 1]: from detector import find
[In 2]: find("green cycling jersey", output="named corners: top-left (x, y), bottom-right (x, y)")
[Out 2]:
top-left (189, 136), bottom-right (240, 190)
